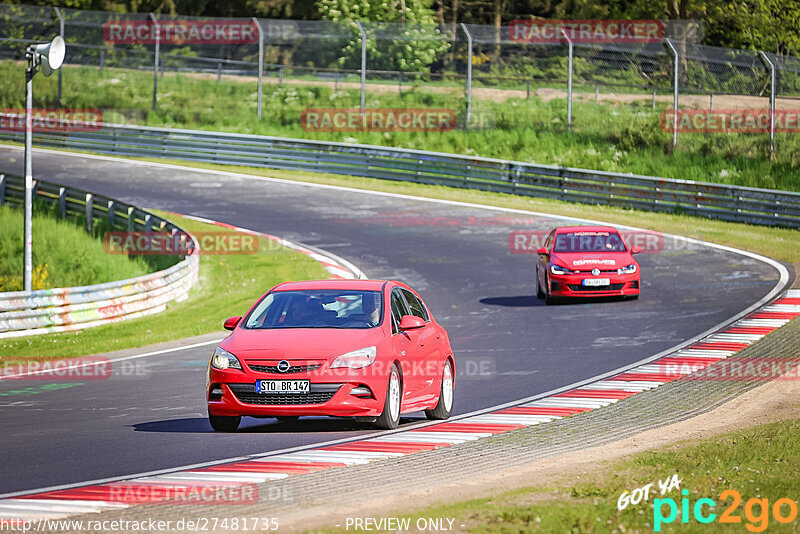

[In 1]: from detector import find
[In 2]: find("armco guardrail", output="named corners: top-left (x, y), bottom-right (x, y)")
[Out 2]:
top-left (1, 121), bottom-right (800, 228)
top-left (0, 173), bottom-right (198, 339)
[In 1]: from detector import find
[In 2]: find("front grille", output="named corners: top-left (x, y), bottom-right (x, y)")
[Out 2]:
top-left (229, 384), bottom-right (340, 405)
top-left (567, 283), bottom-right (625, 292)
top-left (248, 364), bottom-right (321, 374)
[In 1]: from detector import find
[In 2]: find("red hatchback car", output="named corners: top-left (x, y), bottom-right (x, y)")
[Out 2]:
top-left (536, 226), bottom-right (642, 304)
top-left (207, 279), bottom-right (455, 431)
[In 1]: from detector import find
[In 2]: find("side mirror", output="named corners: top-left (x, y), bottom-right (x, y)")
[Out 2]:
top-left (223, 316), bottom-right (241, 331)
top-left (399, 315), bottom-right (425, 330)
top-left (631, 246), bottom-right (643, 254)
top-left (537, 247), bottom-right (548, 255)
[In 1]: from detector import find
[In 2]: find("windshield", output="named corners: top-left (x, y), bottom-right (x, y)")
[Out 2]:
top-left (553, 231), bottom-right (627, 253)
top-left (243, 290), bottom-right (383, 329)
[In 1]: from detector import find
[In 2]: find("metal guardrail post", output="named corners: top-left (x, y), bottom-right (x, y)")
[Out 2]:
top-left (665, 38), bottom-right (679, 148)
top-left (150, 13), bottom-right (159, 111)
top-left (53, 7), bottom-right (64, 104)
top-left (560, 29), bottom-right (573, 130)
top-left (355, 21), bottom-right (366, 116)
top-left (759, 52), bottom-right (776, 158)
top-left (460, 23), bottom-right (473, 126)
top-left (128, 206), bottom-right (135, 232)
top-left (108, 200), bottom-right (115, 226)
top-left (58, 187), bottom-right (66, 218)
top-left (85, 193), bottom-right (93, 232)
top-left (0, 174), bottom-right (5, 205)
top-left (254, 18), bottom-right (264, 119)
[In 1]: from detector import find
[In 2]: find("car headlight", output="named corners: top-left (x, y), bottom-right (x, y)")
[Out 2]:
top-left (550, 264), bottom-right (576, 275)
top-left (211, 346), bottom-right (242, 370)
top-left (618, 263), bottom-right (637, 275)
top-left (330, 346), bottom-right (377, 369)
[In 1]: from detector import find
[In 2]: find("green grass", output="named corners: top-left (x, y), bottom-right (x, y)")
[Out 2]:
top-left (0, 211), bottom-right (329, 362)
top-left (314, 418), bottom-right (800, 533)
top-left (0, 203), bottom-right (155, 291)
top-left (2, 60), bottom-right (800, 192)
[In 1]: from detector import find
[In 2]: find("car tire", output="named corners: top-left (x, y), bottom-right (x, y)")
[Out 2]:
top-left (544, 275), bottom-right (557, 305)
top-left (276, 416), bottom-right (300, 423)
top-left (425, 359), bottom-right (454, 420)
top-left (375, 364), bottom-right (401, 430)
top-left (208, 411), bottom-right (241, 432)
top-left (536, 267), bottom-right (545, 299)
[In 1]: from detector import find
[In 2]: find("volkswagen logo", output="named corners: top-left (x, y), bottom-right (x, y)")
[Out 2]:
top-left (276, 360), bottom-right (291, 373)
top-left (591, 268), bottom-right (601, 276)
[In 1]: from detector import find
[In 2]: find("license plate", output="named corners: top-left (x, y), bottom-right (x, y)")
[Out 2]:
top-left (582, 278), bottom-right (611, 287)
top-left (256, 379), bottom-right (310, 394)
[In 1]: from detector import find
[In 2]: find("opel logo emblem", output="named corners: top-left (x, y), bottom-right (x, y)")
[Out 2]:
top-left (592, 268), bottom-right (600, 276)
top-left (276, 360), bottom-right (291, 373)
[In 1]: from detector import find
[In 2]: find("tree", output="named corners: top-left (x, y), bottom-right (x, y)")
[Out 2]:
top-left (315, 0), bottom-right (449, 72)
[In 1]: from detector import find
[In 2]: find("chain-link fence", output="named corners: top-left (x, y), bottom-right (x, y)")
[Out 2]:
top-left (3, 3), bottom-right (800, 155)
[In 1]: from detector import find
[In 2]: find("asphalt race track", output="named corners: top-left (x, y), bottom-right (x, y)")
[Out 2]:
top-left (0, 146), bottom-right (787, 495)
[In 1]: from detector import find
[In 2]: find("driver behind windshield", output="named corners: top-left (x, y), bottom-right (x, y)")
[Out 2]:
top-left (285, 297), bottom-right (326, 326)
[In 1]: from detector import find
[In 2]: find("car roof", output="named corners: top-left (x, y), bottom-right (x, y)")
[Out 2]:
top-left (273, 279), bottom-right (390, 292)
top-left (554, 225), bottom-right (620, 233)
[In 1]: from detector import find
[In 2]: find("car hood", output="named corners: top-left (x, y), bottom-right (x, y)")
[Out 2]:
top-left (220, 327), bottom-right (385, 361)
top-left (551, 252), bottom-right (634, 270)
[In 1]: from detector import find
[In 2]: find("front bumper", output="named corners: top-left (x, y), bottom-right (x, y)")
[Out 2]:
top-left (207, 367), bottom-right (386, 417)
top-left (549, 273), bottom-right (640, 298)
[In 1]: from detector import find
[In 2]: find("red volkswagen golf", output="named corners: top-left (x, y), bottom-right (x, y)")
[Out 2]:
top-left (207, 279), bottom-right (455, 431)
top-left (536, 226), bottom-right (642, 304)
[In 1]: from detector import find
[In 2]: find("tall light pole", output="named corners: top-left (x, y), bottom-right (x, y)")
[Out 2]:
top-left (23, 36), bottom-right (65, 291)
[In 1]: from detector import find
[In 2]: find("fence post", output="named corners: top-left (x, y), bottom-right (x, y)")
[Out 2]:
top-left (53, 7), bottom-right (64, 104)
top-left (664, 38), bottom-right (679, 147)
top-left (459, 23), bottom-right (473, 126)
top-left (254, 17), bottom-right (264, 119)
top-left (150, 13), bottom-right (159, 111)
top-left (217, 62), bottom-right (221, 83)
top-left (58, 187), bottom-right (66, 218)
top-left (595, 83), bottom-right (599, 105)
top-left (108, 200), bottom-right (115, 227)
top-left (709, 93), bottom-right (713, 113)
top-left (85, 193), bottom-right (93, 232)
top-left (355, 21), bottom-right (366, 116)
top-left (100, 48), bottom-right (105, 71)
top-left (759, 51), bottom-right (776, 158)
top-left (560, 29), bottom-right (573, 130)
top-left (0, 174), bottom-right (5, 206)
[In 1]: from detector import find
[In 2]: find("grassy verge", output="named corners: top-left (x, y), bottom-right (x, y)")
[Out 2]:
top-left (2, 60), bottom-right (800, 191)
top-left (0, 203), bottom-right (154, 291)
top-left (0, 211), bottom-right (329, 362)
top-left (317, 418), bottom-right (800, 533)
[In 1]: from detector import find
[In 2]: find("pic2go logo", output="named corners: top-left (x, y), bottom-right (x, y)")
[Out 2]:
top-left (654, 489), bottom-right (798, 532)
